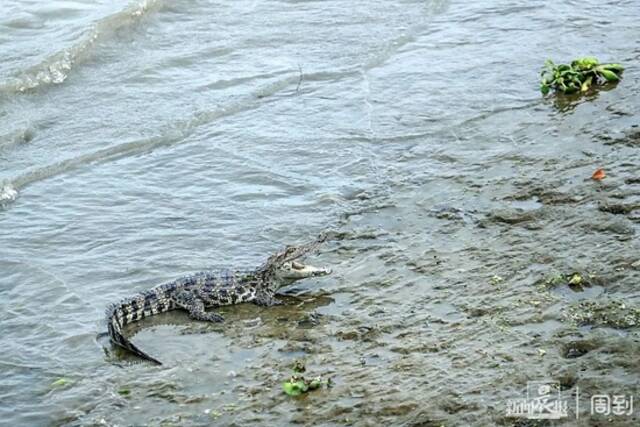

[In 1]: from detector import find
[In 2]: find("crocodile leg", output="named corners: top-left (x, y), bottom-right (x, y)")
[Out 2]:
top-left (252, 290), bottom-right (283, 307)
top-left (174, 290), bottom-right (224, 322)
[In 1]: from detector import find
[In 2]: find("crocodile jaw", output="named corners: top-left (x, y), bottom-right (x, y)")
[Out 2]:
top-left (276, 261), bottom-right (332, 282)
top-left (294, 261), bottom-right (332, 278)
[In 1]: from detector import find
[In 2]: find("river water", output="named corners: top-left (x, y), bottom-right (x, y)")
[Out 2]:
top-left (1, 0), bottom-right (639, 426)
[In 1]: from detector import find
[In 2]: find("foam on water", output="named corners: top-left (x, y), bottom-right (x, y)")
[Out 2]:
top-left (0, 184), bottom-right (18, 204)
top-left (0, 0), bottom-right (162, 95)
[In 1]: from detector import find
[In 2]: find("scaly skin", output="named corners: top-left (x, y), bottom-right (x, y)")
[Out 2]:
top-left (106, 236), bottom-right (330, 365)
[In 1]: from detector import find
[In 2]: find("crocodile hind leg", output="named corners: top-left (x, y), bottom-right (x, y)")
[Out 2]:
top-left (174, 290), bottom-right (224, 322)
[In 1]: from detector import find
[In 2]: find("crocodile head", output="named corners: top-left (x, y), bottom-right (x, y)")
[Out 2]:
top-left (261, 234), bottom-right (331, 285)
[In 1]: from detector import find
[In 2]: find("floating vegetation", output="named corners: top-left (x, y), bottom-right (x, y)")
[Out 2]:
top-left (283, 375), bottom-right (331, 396)
top-left (540, 57), bottom-right (624, 95)
top-left (282, 360), bottom-right (331, 397)
top-left (538, 271), bottom-right (599, 291)
top-left (567, 273), bottom-right (582, 287)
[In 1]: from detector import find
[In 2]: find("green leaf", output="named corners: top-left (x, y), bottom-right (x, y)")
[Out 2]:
top-left (601, 63), bottom-right (624, 72)
top-left (540, 84), bottom-right (550, 95)
top-left (283, 382), bottom-right (301, 396)
top-left (283, 381), bottom-right (308, 396)
top-left (568, 273), bottom-right (583, 286)
top-left (598, 68), bottom-right (620, 81)
top-left (118, 388), bottom-right (131, 396)
top-left (572, 57), bottom-right (599, 70)
top-left (559, 69), bottom-right (577, 77)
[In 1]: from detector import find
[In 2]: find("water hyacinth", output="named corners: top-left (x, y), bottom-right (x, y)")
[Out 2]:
top-left (540, 57), bottom-right (624, 95)
top-left (283, 375), bottom-right (330, 396)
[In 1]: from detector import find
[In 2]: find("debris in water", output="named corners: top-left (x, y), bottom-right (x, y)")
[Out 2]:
top-left (489, 275), bottom-right (504, 286)
top-left (0, 184), bottom-right (18, 203)
top-left (565, 299), bottom-right (640, 328)
top-left (292, 359), bottom-right (306, 373)
top-left (568, 273), bottom-right (582, 286)
top-left (539, 271), bottom-right (597, 291)
top-left (591, 168), bottom-right (606, 181)
top-left (204, 408), bottom-right (223, 419)
top-left (543, 273), bottom-right (565, 288)
top-left (51, 378), bottom-right (72, 388)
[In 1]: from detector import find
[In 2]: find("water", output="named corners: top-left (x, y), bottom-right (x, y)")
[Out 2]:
top-left (1, 0), bottom-right (639, 425)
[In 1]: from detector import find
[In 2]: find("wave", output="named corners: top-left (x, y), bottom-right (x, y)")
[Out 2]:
top-left (0, 0), bottom-right (162, 95)
top-left (0, 0), bottom-right (449, 207)
top-left (0, 73), bottom-right (302, 207)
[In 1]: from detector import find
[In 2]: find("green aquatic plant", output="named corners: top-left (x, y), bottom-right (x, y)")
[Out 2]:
top-left (282, 359), bottom-right (331, 396)
top-left (283, 374), bottom-right (331, 396)
top-left (540, 57), bottom-right (624, 95)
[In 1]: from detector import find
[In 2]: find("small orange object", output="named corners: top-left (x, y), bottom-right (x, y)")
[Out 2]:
top-left (591, 168), bottom-right (606, 181)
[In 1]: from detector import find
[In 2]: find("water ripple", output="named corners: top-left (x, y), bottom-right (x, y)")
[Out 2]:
top-left (0, 0), bottom-right (163, 95)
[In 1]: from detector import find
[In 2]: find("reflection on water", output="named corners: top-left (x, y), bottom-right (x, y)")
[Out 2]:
top-left (548, 81), bottom-right (621, 113)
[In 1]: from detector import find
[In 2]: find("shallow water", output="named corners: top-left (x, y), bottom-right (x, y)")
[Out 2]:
top-left (1, 0), bottom-right (639, 425)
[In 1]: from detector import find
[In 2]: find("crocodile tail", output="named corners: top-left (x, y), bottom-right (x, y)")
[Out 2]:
top-left (106, 303), bottom-right (162, 365)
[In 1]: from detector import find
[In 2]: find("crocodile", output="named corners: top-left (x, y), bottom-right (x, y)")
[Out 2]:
top-left (106, 235), bottom-right (331, 365)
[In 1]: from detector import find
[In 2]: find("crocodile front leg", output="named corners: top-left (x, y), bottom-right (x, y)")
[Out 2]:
top-left (174, 290), bottom-right (224, 322)
top-left (252, 290), bottom-right (283, 307)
